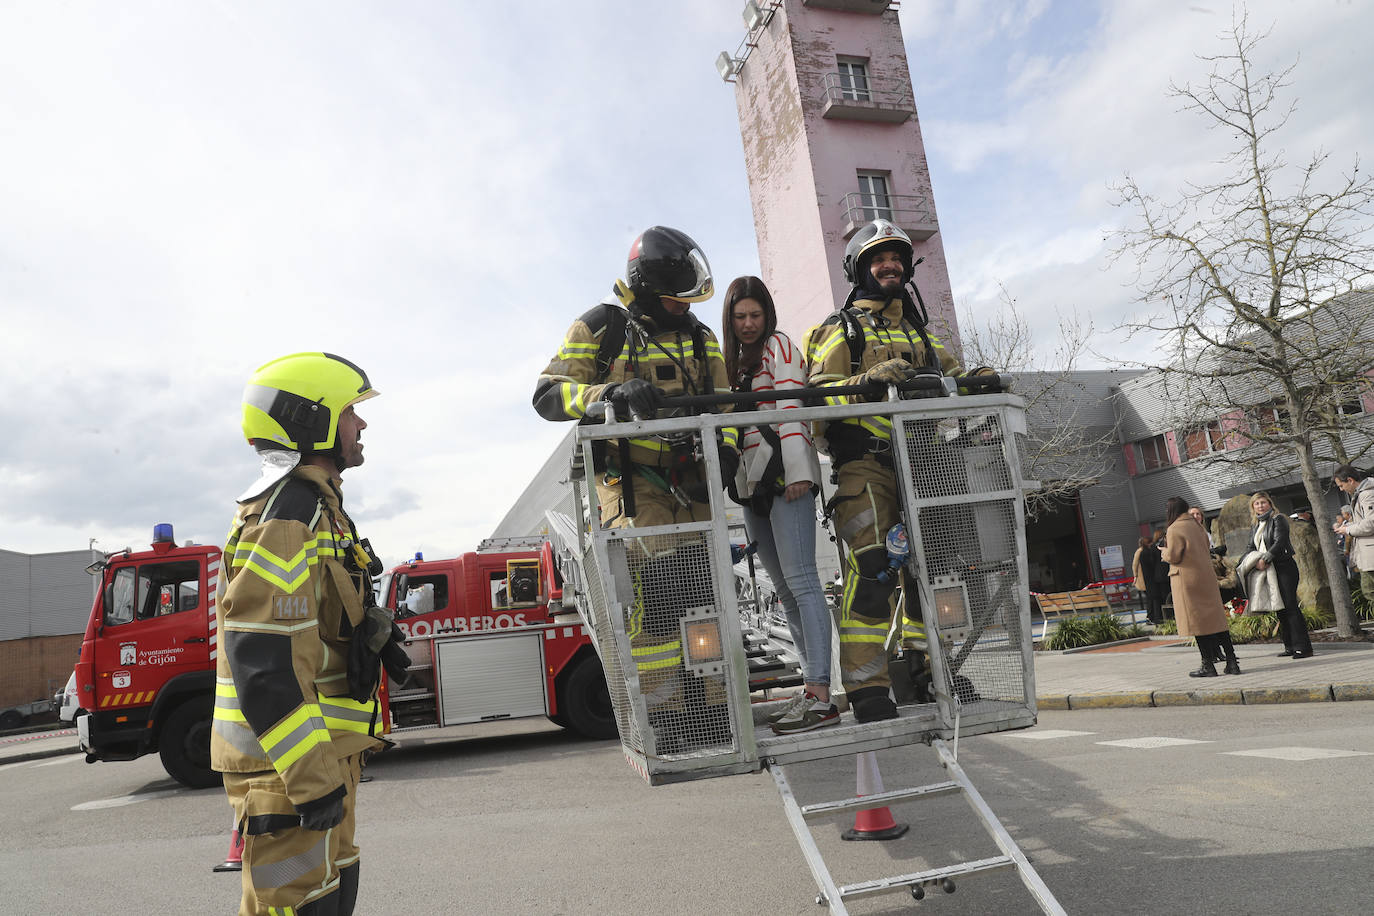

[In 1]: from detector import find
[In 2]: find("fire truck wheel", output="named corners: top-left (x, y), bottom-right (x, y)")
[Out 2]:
top-left (0, 710), bottom-right (23, 730)
top-left (562, 656), bottom-right (618, 741)
top-left (159, 698), bottom-right (222, 789)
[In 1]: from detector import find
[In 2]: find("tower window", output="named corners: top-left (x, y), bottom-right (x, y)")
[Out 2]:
top-left (836, 58), bottom-right (871, 102)
top-left (857, 171), bottom-right (892, 221)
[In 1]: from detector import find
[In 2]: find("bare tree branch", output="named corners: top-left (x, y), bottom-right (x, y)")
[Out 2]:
top-left (1109, 10), bottom-right (1374, 635)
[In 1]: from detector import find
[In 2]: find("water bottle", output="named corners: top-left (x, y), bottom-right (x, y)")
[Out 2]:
top-left (876, 523), bottom-right (908, 583)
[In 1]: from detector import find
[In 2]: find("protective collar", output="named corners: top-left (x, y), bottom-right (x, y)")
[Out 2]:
top-left (238, 448), bottom-right (301, 502)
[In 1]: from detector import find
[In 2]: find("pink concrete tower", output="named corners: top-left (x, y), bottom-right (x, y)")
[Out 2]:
top-left (720, 0), bottom-right (959, 347)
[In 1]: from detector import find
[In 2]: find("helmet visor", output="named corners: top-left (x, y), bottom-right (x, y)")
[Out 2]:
top-left (654, 245), bottom-right (714, 303)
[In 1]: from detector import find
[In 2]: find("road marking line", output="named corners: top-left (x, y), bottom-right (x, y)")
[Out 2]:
top-left (1222, 746), bottom-right (1373, 761)
top-left (33, 755), bottom-right (83, 767)
top-left (1095, 737), bottom-right (1211, 749)
top-left (1004, 729), bottom-right (1095, 740)
top-left (72, 788), bottom-right (183, 810)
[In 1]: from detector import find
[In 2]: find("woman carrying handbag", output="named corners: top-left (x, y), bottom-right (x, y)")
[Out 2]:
top-left (722, 276), bottom-right (837, 734)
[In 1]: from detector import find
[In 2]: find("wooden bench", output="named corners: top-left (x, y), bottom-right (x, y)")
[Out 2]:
top-left (1033, 588), bottom-right (1113, 639)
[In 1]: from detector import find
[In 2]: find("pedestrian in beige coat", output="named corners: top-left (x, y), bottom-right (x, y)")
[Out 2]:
top-left (1160, 495), bottom-right (1241, 677)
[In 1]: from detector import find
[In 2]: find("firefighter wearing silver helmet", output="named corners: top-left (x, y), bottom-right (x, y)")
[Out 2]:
top-left (216, 352), bottom-right (406, 916)
top-left (533, 227), bottom-right (740, 753)
top-left (804, 220), bottom-right (966, 722)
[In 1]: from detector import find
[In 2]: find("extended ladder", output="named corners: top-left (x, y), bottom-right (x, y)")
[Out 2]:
top-left (768, 739), bottom-right (1064, 914)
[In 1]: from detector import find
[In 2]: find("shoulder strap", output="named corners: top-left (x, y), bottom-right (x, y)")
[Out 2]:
top-left (577, 302), bottom-right (629, 380)
top-left (821, 308), bottom-right (866, 375)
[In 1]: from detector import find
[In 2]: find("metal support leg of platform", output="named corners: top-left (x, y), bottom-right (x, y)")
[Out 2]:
top-left (768, 739), bottom-right (1065, 914)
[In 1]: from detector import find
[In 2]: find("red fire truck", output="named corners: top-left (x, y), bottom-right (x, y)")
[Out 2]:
top-left (73, 524), bottom-right (223, 788)
top-left (71, 526), bottom-right (619, 788)
top-left (380, 536), bottom-right (616, 741)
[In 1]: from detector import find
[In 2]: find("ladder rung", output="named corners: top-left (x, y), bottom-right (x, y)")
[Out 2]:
top-left (800, 780), bottom-right (960, 820)
top-left (838, 855), bottom-right (1016, 901)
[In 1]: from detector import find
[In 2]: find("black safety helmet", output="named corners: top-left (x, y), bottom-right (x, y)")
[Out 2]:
top-left (842, 219), bottom-right (914, 288)
top-left (626, 226), bottom-right (714, 303)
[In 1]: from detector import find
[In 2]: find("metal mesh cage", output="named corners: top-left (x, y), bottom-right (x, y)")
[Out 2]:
top-left (898, 411), bottom-right (1033, 734)
top-left (553, 395), bottom-right (1038, 784)
top-left (599, 529), bottom-right (737, 761)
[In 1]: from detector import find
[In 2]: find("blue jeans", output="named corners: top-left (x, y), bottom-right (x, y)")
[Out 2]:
top-left (744, 490), bottom-right (832, 688)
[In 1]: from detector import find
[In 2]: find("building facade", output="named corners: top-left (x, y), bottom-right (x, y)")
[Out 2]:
top-left (0, 548), bottom-right (96, 710)
top-left (721, 0), bottom-right (959, 344)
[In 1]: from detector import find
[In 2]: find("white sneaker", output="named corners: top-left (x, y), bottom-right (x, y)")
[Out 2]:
top-left (765, 691), bottom-right (812, 725)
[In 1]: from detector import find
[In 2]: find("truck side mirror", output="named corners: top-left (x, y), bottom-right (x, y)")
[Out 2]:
top-left (392, 573), bottom-right (409, 609)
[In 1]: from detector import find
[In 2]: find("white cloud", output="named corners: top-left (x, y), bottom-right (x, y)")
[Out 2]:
top-left (2, 0), bottom-right (1370, 566)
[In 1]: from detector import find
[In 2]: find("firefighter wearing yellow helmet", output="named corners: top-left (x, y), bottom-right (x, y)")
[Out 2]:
top-left (803, 220), bottom-right (970, 722)
top-left (215, 352), bottom-right (406, 916)
top-left (533, 226), bottom-right (739, 753)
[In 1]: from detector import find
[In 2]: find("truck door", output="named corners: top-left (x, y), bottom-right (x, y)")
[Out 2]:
top-left (94, 557), bottom-right (209, 711)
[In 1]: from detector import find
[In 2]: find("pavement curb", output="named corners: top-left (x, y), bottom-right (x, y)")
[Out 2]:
top-left (2, 744), bottom-right (81, 765)
top-left (1037, 682), bottom-right (1374, 710)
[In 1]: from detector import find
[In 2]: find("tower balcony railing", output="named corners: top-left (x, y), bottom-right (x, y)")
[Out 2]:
top-left (840, 192), bottom-right (938, 240)
top-left (820, 72), bottom-right (914, 123)
top-left (802, 0), bottom-right (899, 12)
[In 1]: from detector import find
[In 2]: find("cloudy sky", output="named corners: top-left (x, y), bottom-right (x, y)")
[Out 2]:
top-left (3, 0), bottom-right (1371, 567)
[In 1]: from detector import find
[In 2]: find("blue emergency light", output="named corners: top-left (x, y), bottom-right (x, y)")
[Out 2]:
top-left (152, 523), bottom-right (175, 544)
top-left (413, 551), bottom-right (424, 562)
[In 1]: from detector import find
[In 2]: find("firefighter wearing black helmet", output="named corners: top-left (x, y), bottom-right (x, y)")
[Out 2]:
top-left (533, 226), bottom-right (739, 751)
top-left (803, 220), bottom-right (968, 722)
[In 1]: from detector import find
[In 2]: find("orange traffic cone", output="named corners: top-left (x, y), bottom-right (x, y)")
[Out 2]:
top-left (841, 751), bottom-right (909, 841)
top-left (212, 826), bottom-right (244, 872)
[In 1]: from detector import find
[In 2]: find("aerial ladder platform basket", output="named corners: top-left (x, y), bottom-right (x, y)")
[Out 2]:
top-left (545, 380), bottom-right (1064, 913)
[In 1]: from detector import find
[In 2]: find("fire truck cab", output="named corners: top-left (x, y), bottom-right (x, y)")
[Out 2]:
top-left (382, 537), bottom-right (617, 740)
top-left (74, 524), bottom-right (222, 788)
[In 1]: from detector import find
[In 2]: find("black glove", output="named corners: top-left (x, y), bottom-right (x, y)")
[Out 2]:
top-left (719, 446), bottom-right (740, 488)
top-left (347, 606), bottom-right (411, 702)
top-left (298, 795), bottom-right (345, 831)
top-left (607, 378), bottom-right (662, 421)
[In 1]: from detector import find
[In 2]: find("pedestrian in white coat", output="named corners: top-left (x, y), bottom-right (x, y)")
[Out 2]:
top-left (1333, 465), bottom-right (1374, 597)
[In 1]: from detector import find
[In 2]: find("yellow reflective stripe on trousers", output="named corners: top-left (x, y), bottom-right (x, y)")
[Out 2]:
top-left (902, 619), bottom-right (926, 639)
top-left (838, 620), bottom-right (889, 644)
top-left (632, 639), bottom-right (683, 672)
top-left (261, 704), bottom-right (330, 771)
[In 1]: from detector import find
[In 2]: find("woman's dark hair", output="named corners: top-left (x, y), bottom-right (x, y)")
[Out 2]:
top-left (721, 275), bottom-right (778, 387)
top-left (1165, 495), bottom-right (1190, 528)
top-left (1138, 535), bottom-right (1153, 550)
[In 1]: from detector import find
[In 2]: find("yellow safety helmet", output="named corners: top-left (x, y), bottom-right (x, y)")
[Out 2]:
top-left (241, 352), bottom-right (378, 453)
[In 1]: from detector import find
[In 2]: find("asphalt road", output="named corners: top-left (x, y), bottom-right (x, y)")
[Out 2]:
top-left (2, 704), bottom-right (1372, 915)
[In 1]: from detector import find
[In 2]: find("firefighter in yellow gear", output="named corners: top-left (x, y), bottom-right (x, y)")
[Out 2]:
top-left (214, 352), bottom-right (406, 916)
top-left (533, 226), bottom-right (738, 754)
top-left (804, 220), bottom-right (967, 722)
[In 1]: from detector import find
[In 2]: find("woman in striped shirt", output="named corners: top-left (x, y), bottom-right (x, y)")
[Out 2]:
top-left (722, 276), bottom-right (837, 734)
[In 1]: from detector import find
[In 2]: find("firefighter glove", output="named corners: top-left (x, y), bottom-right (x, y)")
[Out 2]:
top-left (298, 795), bottom-right (345, 832)
top-left (347, 605), bottom-right (411, 702)
top-left (719, 444), bottom-right (740, 488)
top-left (864, 358), bottom-right (916, 387)
top-left (607, 378), bottom-right (662, 421)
